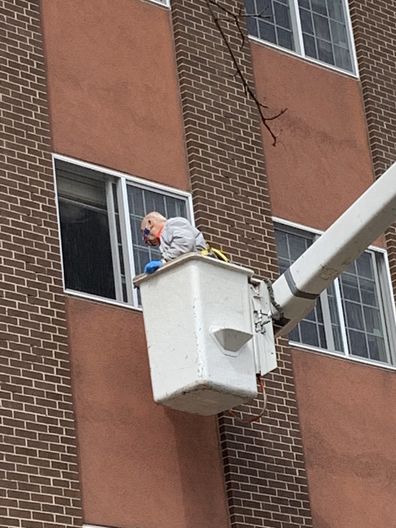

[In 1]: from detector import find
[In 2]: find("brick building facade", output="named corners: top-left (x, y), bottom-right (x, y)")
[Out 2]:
top-left (1, 1), bottom-right (396, 528)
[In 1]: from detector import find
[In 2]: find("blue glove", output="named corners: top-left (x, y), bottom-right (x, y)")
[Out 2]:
top-left (144, 260), bottom-right (163, 274)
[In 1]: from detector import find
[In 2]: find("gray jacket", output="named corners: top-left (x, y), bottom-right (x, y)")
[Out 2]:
top-left (160, 217), bottom-right (206, 262)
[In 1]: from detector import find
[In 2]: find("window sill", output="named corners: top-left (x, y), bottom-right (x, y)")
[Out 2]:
top-left (249, 35), bottom-right (359, 79)
top-left (65, 289), bottom-right (142, 313)
top-left (144, 0), bottom-right (170, 8)
top-left (289, 340), bottom-right (396, 371)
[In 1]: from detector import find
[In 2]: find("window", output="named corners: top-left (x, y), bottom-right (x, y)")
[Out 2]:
top-left (245, 0), bottom-right (356, 73)
top-left (55, 158), bottom-right (189, 307)
top-left (275, 222), bottom-right (396, 366)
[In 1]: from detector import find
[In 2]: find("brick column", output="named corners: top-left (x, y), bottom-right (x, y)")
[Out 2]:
top-left (349, 1), bottom-right (396, 294)
top-left (0, 2), bottom-right (83, 526)
top-left (171, 1), bottom-right (313, 526)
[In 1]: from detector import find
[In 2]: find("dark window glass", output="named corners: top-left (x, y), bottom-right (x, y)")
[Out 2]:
top-left (339, 253), bottom-right (389, 362)
top-left (313, 14), bottom-right (331, 40)
top-left (58, 187), bottom-right (116, 299)
top-left (275, 224), bottom-right (392, 364)
top-left (311, 0), bottom-right (327, 15)
top-left (297, 0), bottom-right (354, 71)
top-left (328, 0), bottom-right (344, 21)
top-left (246, 15), bottom-right (259, 37)
top-left (333, 43), bottom-right (352, 70)
top-left (56, 161), bottom-right (189, 304)
top-left (330, 20), bottom-right (348, 46)
top-left (277, 27), bottom-right (294, 49)
top-left (303, 33), bottom-right (317, 58)
top-left (256, 0), bottom-right (274, 18)
top-left (300, 8), bottom-right (314, 34)
top-left (246, 0), bottom-right (295, 50)
top-left (258, 19), bottom-right (277, 43)
top-left (317, 38), bottom-right (334, 64)
top-left (274, 1), bottom-right (291, 29)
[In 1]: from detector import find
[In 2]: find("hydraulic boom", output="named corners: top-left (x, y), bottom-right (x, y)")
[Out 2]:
top-left (272, 162), bottom-right (396, 337)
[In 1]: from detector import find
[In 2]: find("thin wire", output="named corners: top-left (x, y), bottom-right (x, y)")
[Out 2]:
top-left (227, 375), bottom-right (267, 424)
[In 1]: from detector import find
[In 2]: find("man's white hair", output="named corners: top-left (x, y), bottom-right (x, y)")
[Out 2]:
top-left (141, 211), bottom-right (166, 228)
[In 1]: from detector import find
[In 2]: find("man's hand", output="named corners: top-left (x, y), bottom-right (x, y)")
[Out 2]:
top-left (144, 260), bottom-right (163, 274)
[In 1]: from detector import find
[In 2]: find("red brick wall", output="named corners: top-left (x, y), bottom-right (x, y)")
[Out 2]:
top-left (349, 0), bottom-right (396, 292)
top-left (171, 1), bottom-right (313, 526)
top-left (0, 2), bottom-right (83, 526)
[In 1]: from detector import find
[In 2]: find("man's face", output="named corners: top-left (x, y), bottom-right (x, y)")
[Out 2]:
top-left (142, 223), bottom-right (160, 247)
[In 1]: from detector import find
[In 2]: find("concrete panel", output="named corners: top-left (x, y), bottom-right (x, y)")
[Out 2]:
top-left (66, 297), bottom-right (229, 528)
top-left (42, 0), bottom-right (188, 189)
top-left (293, 349), bottom-right (396, 527)
top-left (251, 44), bottom-right (375, 232)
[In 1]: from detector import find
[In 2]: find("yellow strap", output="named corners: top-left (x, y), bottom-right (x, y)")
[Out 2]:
top-left (200, 245), bottom-right (229, 263)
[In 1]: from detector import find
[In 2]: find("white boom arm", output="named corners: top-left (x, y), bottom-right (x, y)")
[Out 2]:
top-left (272, 162), bottom-right (396, 337)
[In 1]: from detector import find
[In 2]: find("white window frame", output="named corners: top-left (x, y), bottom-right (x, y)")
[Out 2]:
top-left (53, 154), bottom-right (193, 311)
top-left (248, 0), bottom-right (359, 77)
top-left (83, 525), bottom-right (115, 528)
top-left (273, 216), bottom-right (396, 369)
top-left (146, 0), bottom-right (170, 7)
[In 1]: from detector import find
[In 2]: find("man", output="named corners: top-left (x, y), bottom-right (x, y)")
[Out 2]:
top-left (141, 212), bottom-right (207, 274)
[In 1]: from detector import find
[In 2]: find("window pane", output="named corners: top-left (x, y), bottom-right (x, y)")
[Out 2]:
top-left (56, 163), bottom-right (118, 300)
top-left (59, 200), bottom-right (116, 299)
top-left (246, 15), bottom-right (259, 37)
top-left (344, 301), bottom-right (364, 331)
top-left (340, 273), bottom-right (360, 301)
top-left (298, 0), bottom-right (353, 71)
top-left (289, 325), bottom-right (300, 342)
top-left (332, 324), bottom-right (344, 352)
top-left (356, 251), bottom-right (373, 278)
top-left (275, 229), bottom-right (289, 258)
top-left (278, 257), bottom-right (290, 274)
top-left (277, 27), bottom-right (294, 49)
top-left (303, 33), bottom-right (317, 58)
top-left (274, 225), bottom-right (393, 365)
top-left (256, 0), bottom-right (274, 19)
top-left (327, 0), bottom-right (344, 21)
top-left (144, 190), bottom-right (167, 216)
top-left (311, 0), bottom-right (327, 15)
top-left (363, 306), bottom-right (382, 334)
top-left (330, 20), bottom-right (348, 46)
top-left (300, 320), bottom-right (320, 347)
top-left (128, 187), bottom-right (145, 217)
top-left (313, 14), bottom-right (331, 40)
top-left (245, 0), bottom-right (256, 14)
top-left (368, 335), bottom-right (387, 362)
top-left (300, 8), bottom-right (314, 34)
top-left (258, 19), bottom-right (277, 43)
top-left (274, 1), bottom-right (291, 29)
top-left (334, 44), bottom-right (352, 70)
top-left (348, 330), bottom-right (368, 357)
top-left (318, 324), bottom-right (327, 348)
top-left (246, 0), bottom-right (295, 50)
top-left (166, 195), bottom-right (186, 218)
top-left (327, 282), bottom-right (344, 352)
top-left (317, 38), bottom-right (334, 64)
top-left (289, 235), bottom-right (308, 260)
top-left (340, 251), bottom-right (391, 363)
top-left (360, 278), bottom-right (378, 306)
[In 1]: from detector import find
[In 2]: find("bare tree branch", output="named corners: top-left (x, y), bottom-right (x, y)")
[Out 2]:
top-left (206, 0), bottom-right (287, 146)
